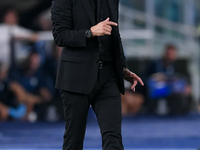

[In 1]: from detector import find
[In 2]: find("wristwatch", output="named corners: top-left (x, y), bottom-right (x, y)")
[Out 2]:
top-left (85, 29), bottom-right (93, 38)
top-left (123, 67), bottom-right (129, 71)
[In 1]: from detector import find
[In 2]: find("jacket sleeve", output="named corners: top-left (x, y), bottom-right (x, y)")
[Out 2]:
top-left (119, 34), bottom-right (128, 69)
top-left (51, 0), bottom-right (87, 47)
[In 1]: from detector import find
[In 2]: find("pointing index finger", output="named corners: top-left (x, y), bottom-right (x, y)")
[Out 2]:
top-left (137, 77), bottom-right (144, 86)
top-left (106, 21), bottom-right (118, 26)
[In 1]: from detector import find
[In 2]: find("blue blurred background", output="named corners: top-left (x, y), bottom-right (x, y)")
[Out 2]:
top-left (0, 0), bottom-right (200, 149)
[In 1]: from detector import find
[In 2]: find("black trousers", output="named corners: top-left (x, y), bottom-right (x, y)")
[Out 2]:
top-left (61, 63), bottom-right (124, 150)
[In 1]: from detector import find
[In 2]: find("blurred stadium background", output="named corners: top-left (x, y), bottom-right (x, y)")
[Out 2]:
top-left (0, 0), bottom-right (200, 149)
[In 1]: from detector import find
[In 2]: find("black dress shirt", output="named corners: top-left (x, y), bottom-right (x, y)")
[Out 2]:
top-left (89, 0), bottom-right (114, 62)
top-left (89, 0), bottom-right (97, 22)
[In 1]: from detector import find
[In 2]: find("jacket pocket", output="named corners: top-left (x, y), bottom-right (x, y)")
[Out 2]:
top-left (60, 54), bottom-right (83, 63)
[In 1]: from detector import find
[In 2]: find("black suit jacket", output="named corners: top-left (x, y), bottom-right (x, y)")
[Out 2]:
top-left (51, 0), bottom-right (127, 94)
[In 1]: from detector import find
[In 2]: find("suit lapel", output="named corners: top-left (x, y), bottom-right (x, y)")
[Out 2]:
top-left (107, 0), bottom-right (118, 23)
top-left (81, 0), bottom-right (96, 25)
top-left (107, 0), bottom-right (119, 41)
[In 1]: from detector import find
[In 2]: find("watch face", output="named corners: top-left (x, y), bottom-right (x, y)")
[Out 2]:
top-left (85, 29), bottom-right (92, 38)
top-left (88, 30), bottom-right (92, 37)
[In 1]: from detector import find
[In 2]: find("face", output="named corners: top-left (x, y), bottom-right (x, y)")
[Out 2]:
top-left (4, 10), bottom-right (18, 25)
top-left (38, 17), bottom-right (52, 30)
top-left (29, 54), bottom-right (41, 71)
top-left (0, 66), bottom-right (8, 81)
top-left (164, 48), bottom-right (177, 62)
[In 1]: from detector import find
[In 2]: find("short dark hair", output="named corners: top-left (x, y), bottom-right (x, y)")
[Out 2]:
top-left (0, 6), bottom-right (18, 22)
top-left (165, 44), bottom-right (177, 51)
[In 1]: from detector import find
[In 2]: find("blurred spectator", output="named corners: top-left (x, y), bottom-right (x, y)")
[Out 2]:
top-left (145, 44), bottom-right (177, 77)
top-left (0, 8), bottom-right (38, 67)
top-left (10, 51), bottom-right (53, 121)
top-left (33, 9), bottom-right (54, 67)
top-left (33, 9), bottom-right (52, 31)
top-left (0, 63), bottom-right (26, 121)
top-left (121, 89), bottom-right (144, 116)
top-left (43, 45), bottom-right (62, 98)
top-left (40, 45), bottom-right (64, 122)
top-left (142, 44), bottom-right (191, 115)
top-left (0, 7), bottom-right (60, 121)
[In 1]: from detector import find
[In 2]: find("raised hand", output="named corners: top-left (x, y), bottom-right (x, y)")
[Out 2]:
top-left (90, 17), bottom-right (118, 36)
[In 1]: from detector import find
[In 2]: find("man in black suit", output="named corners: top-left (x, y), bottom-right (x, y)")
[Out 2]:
top-left (51, 0), bottom-right (144, 149)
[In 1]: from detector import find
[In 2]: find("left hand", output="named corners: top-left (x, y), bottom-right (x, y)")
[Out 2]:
top-left (123, 69), bottom-right (144, 92)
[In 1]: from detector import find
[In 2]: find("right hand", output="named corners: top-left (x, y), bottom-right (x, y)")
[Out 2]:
top-left (90, 17), bottom-right (118, 36)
